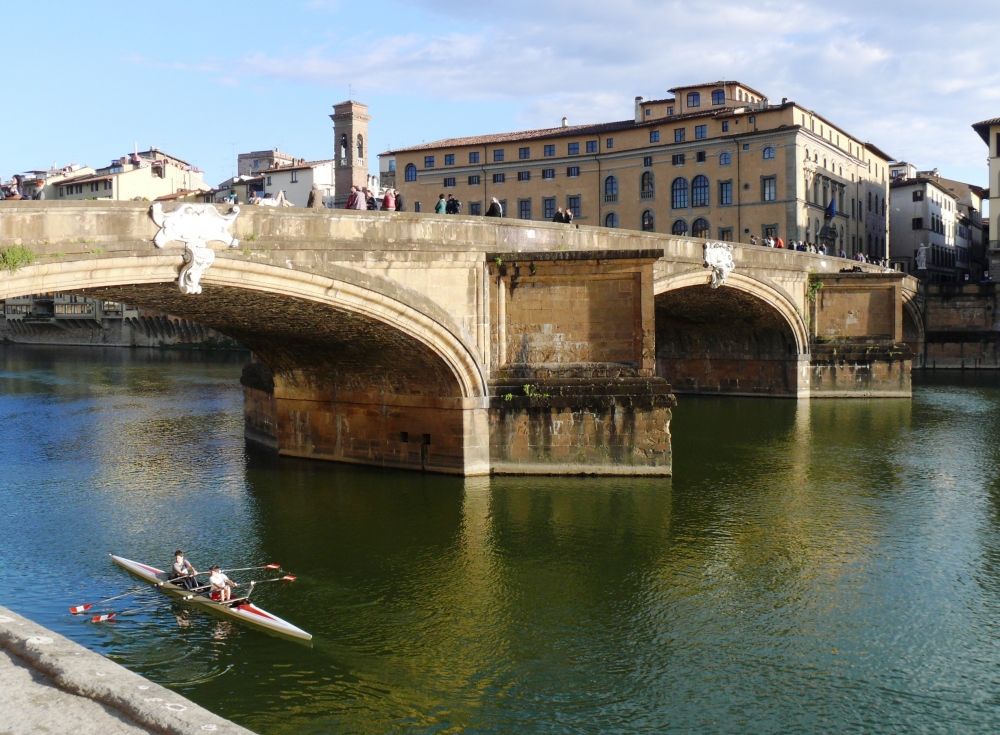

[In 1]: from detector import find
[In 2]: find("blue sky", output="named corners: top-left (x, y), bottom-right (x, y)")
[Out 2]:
top-left (2, 1), bottom-right (997, 188)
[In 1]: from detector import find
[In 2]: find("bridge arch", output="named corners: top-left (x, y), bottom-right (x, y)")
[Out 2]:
top-left (0, 255), bottom-right (489, 473)
top-left (654, 269), bottom-right (808, 396)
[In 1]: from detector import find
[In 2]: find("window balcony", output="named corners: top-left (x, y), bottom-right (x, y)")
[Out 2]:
top-left (604, 194), bottom-right (618, 204)
top-left (640, 190), bottom-right (655, 200)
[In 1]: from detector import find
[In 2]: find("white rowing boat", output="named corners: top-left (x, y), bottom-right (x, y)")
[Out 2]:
top-left (109, 554), bottom-right (312, 641)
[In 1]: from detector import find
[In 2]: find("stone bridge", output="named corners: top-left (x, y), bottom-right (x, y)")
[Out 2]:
top-left (0, 202), bottom-right (919, 476)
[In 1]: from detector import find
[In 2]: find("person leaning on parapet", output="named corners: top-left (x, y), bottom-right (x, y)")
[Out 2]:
top-left (31, 179), bottom-right (46, 200)
top-left (445, 193), bottom-right (462, 215)
top-left (351, 186), bottom-right (366, 210)
top-left (564, 207), bottom-right (573, 225)
top-left (552, 207), bottom-right (565, 223)
top-left (435, 193), bottom-right (447, 214)
top-left (307, 183), bottom-right (324, 210)
top-left (380, 188), bottom-right (396, 211)
top-left (485, 197), bottom-right (503, 217)
top-left (365, 189), bottom-right (377, 210)
top-left (394, 190), bottom-right (406, 212)
top-left (5, 175), bottom-right (24, 200)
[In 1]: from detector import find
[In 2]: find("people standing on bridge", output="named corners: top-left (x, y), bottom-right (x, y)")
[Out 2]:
top-left (365, 189), bottom-right (377, 210)
top-left (351, 186), bottom-right (366, 210)
top-left (435, 194), bottom-right (447, 214)
top-left (31, 180), bottom-right (46, 200)
top-left (381, 189), bottom-right (396, 211)
top-left (5, 175), bottom-right (24, 200)
top-left (394, 190), bottom-right (406, 212)
top-left (564, 207), bottom-right (574, 225)
top-left (445, 194), bottom-right (462, 215)
top-left (307, 184), bottom-right (324, 210)
top-left (485, 197), bottom-right (503, 217)
top-left (552, 207), bottom-right (565, 223)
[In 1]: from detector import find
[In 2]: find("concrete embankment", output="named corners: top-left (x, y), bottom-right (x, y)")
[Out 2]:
top-left (0, 604), bottom-right (256, 735)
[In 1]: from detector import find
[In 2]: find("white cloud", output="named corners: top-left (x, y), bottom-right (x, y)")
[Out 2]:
top-left (143, 0), bottom-right (1000, 181)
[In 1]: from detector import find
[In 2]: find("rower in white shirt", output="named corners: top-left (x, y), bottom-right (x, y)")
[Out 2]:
top-left (208, 564), bottom-right (238, 602)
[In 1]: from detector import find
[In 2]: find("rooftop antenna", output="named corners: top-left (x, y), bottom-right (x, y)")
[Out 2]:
top-left (348, 83), bottom-right (353, 100)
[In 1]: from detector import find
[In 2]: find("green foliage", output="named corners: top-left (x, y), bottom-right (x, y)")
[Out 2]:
top-left (529, 263), bottom-right (537, 275)
top-left (0, 245), bottom-right (36, 271)
top-left (503, 393), bottom-right (514, 401)
top-left (494, 257), bottom-right (503, 266)
top-left (89, 248), bottom-right (104, 255)
top-left (245, 233), bottom-right (259, 242)
top-left (806, 280), bottom-right (824, 302)
top-left (242, 247), bottom-right (252, 256)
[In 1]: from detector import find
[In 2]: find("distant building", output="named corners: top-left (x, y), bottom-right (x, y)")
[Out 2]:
top-left (263, 160), bottom-right (334, 207)
top-left (212, 174), bottom-right (265, 203)
top-left (237, 149), bottom-right (296, 177)
top-left (971, 117), bottom-right (1000, 277)
top-left (380, 81), bottom-right (891, 256)
top-left (12, 163), bottom-right (95, 200)
top-left (890, 162), bottom-right (987, 281)
top-left (55, 148), bottom-right (209, 201)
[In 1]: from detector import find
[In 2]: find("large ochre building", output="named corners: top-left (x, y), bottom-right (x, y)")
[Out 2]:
top-left (381, 81), bottom-right (892, 257)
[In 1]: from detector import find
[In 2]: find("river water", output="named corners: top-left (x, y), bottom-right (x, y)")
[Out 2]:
top-left (2, 345), bottom-right (1000, 733)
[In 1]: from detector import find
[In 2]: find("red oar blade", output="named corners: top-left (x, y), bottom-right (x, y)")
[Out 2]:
top-left (70, 604), bottom-right (93, 614)
top-left (265, 564), bottom-right (281, 569)
top-left (91, 613), bottom-right (116, 623)
top-left (282, 575), bottom-right (297, 581)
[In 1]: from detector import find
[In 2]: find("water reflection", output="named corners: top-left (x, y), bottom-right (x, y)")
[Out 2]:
top-left (5, 347), bottom-right (1000, 733)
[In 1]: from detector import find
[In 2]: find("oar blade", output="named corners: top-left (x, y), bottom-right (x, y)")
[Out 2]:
top-left (70, 604), bottom-right (93, 614)
top-left (282, 575), bottom-right (297, 581)
top-left (265, 564), bottom-right (281, 569)
top-left (91, 613), bottom-right (116, 623)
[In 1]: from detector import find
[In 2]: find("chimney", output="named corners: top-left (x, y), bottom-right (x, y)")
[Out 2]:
top-left (561, 117), bottom-right (568, 128)
top-left (781, 97), bottom-right (787, 105)
top-left (635, 96), bottom-right (644, 123)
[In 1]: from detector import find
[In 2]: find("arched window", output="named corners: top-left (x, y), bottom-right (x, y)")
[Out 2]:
top-left (691, 175), bottom-right (709, 207)
top-left (405, 163), bottom-right (417, 182)
top-left (605, 212), bottom-right (619, 228)
top-left (763, 146), bottom-right (775, 159)
top-left (671, 177), bottom-right (688, 209)
top-left (356, 134), bottom-right (364, 159)
top-left (671, 219), bottom-right (688, 235)
top-left (641, 171), bottom-right (654, 193)
top-left (340, 134), bottom-right (348, 159)
top-left (687, 92), bottom-right (701, 108)
top-left (712, 89), bottom-right (725, 105)
top-left (641, 210), bottom-right (655, 232)
top-left (719, 151), bottom-right (731, 166)
top-left (604, 175), bottom-right (618, 196)
top-left (692, 218), bottom-right (710, 238)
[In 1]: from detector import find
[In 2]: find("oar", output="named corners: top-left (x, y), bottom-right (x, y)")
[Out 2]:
top-left (92, 590), bottom-right (210, 623)
top-left (223, 575), bottom-right (296, 606)
top-left (70, 576), bottom-right (197, 614)
top-left (190, 564), bottom-right (281, 576)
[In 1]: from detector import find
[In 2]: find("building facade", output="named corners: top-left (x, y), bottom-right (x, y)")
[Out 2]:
top-left (237, 149), bottom-right (296, 177)
top-left (263, 160), bottom-right (334, 207)
top-left (381, 81), bottom-right (891, 256)
top-left (54, 148), bottom-right (209, 201)
top-left (888, 169), bottom-right (960, 281)
top-left (972, 118), bottom-right (1000, 276)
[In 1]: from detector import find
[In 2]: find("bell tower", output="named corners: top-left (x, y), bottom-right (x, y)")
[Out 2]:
top-left (330, 100), bottom-right (371, 207)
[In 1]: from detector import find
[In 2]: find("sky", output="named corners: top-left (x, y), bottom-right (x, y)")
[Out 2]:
top-left (2, 1), bottom-right (997, 189)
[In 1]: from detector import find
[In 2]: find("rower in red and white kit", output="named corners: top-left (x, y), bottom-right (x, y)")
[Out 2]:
top-left (208, 564), bottom-right (238, 602)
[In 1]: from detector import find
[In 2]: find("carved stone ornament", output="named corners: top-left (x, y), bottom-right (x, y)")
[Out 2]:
top-left (703, 242), bottom-right (735, 289)
top-left (149, 203), bottom-right (240, 294)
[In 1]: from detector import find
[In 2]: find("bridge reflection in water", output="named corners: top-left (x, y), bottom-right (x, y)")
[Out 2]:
top-left (0, 201), bottom-right (921, 476)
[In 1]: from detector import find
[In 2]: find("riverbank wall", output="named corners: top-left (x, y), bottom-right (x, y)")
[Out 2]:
top-left (0, 603), bottom-right (256, 735)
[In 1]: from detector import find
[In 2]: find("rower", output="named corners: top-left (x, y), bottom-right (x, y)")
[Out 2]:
top-left (208, 564), bottom-right (238, 602)
top-left (170, 550), bottom-right (199, 590)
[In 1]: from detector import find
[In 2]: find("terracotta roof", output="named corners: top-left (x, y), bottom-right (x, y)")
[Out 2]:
top-left (889, 177), bottom-right (958, 198)
top-left (863, 142), bottom-right (895, 163)
top-left (382, 107), bottom-right (747, 155)
top-left (669, 81), bottom-right (767, 98)
top-left (263, 159), bottom-right (335, 173)
top-left (972, 117), bottom-right (1000, 144)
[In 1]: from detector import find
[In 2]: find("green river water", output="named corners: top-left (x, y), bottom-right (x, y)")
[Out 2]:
top-left (2, 345), bottom-right (1000, 733)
